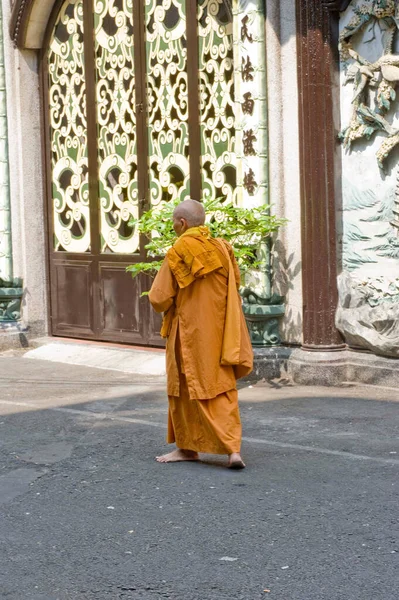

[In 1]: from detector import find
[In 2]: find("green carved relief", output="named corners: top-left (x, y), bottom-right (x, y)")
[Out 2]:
top-left (198, 0), bottom-right (237, 205)
top-left (241, 289), bottom-right (285, 347)
top-left (145, 0), bottom-right (190, 208)
top-left (94, 0), bottom-right (139, 254)
top-left (48, 0), bottom-right (89, 253)
top-left (0, 285), bottom-right (23, 321)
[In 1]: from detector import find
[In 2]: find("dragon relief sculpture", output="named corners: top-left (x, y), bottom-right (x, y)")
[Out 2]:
top-left (339, 0), bottom-right (399, 234)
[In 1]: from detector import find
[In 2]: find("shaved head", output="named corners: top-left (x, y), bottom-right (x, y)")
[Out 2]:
top-left (173, 199), bottom-right (206, 228)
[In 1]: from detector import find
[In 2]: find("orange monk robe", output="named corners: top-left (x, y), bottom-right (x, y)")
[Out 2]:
top-left (148, 227), bottom-right (253, 455)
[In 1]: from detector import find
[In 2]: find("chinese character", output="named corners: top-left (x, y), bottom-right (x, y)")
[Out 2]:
top-left (241, 15), bottom-right (254, 43)
top-left (243, 130), bottom-right (257, 156)
top-left (242, 56), bottom-right (254, 82)
top-left (242, 92), bottom-right (255, 116)
top-left (243, 169), bottom-right (257, 196)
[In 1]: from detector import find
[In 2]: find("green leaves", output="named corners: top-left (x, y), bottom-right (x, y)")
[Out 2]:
top-left (126, 261), bottom-right (163, 278)
top-left (127, 198), bottom-right (287, 279)
top-left (129, 199), bottom-right (179, 260)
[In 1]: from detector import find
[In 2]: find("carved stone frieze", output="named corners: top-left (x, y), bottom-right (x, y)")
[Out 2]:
top-left (336, 272), bottom-right (399, 358)
top-left (339, 0), bottom-right (399, 240)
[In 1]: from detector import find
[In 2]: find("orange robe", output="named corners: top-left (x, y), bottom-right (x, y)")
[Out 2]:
top-left (149, 227), bottom-right (253, 455)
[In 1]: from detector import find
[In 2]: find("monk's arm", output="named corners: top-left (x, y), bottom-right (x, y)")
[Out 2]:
top-left (148, 258), bottom-right (178, 313)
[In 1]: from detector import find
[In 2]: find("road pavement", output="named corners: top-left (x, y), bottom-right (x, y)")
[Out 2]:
top-left (0, 356), bottom-right (398, 600)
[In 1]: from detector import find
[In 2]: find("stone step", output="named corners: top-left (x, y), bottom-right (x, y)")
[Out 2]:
top-left (24, 338), bottom-right (166, 377)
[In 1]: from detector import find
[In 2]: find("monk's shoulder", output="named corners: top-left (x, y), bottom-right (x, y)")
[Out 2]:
top-left (170, 236), bottom-right (186, 255)
top-left (165, 246), bottom-right (180, 271)
top-left (216, 237), bottom-right (236, 258)
top-left (166, 246), bottom-right (176, 261)
top-left (172, 236), bottom-right (205, 258)
top-left (217, 237), bottom-right (233, 251)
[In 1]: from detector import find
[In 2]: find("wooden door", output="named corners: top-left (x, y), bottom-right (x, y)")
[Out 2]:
top-left (42, 0), bottom-right (236, 346)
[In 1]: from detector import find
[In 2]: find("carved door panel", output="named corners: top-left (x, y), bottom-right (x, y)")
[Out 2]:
top-left (44, 0), bottom-right (155, 345)
top-left (43, 0), bottom-right (236, 346)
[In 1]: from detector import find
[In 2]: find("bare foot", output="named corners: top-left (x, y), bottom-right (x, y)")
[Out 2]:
top-left (156, 449), bottom-right (199, 464)
top-left (228, 453), bottom-right (246, 469)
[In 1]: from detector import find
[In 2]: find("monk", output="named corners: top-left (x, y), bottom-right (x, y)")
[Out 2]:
top-left (148, 199), bottom-right (253, 469)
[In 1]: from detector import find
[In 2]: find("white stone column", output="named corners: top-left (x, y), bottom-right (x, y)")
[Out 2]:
top-left (2, 0), bottom-right (49, 335)
top-left (265, 0), bottom-right (303, 345)
top-left (0, 0), bottom-right (12, 284)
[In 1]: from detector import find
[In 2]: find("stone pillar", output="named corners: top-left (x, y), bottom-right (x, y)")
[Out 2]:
top-left (265, 0), bottom-right (302, 346)
top-left (0, 0), bottom-right (11, 283)
top-left (0, 0), bottom-right (22, 323)
top-left (296, 0), bottom-right (344, 349)
top-left (2, 0), bottom-right (48, 339)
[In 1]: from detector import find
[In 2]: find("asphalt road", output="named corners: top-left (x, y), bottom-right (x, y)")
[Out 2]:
top-left (0, 357), bottom-right (398, 600)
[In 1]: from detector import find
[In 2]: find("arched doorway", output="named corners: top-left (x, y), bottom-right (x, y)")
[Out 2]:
top-left (43, 0), bottom-right (237, 345)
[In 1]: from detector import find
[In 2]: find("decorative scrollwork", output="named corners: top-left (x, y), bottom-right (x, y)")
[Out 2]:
top-left (198, 0), bottom-right (237, 205)
top-left (95, 0), bottom-right (139, 254)
top-left (48, 0), bottom-right (90, 252)
top-left (145, 0), bottom-right (190, 208)
top-left (47, 0), bottom-right (270, 248)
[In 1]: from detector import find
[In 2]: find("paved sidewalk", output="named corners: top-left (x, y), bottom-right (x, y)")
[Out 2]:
top-left (24, 339), bottom-right (166, 376)
top-left (0, 357), bottom-right (398, 600)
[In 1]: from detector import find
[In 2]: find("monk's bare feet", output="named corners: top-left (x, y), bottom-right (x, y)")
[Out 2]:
top-left (228, 453), bottom-right (246, 469)
top-left (156, 449), bottom-right (199, 464)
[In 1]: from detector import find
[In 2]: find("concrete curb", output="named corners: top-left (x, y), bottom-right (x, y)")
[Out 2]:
top-left (252, 346), bottom-right (399, 388)
top-left (20, 338), bottom-right (399, 388)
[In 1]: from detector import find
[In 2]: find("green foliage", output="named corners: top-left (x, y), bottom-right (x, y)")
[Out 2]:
top-left (126, 198), bottom-right (287, 279)
top-left (126, 260), bottom-right (164, 278)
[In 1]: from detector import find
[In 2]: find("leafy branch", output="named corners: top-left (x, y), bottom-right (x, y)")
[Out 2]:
top-left (126, 198), bottom-right (287, 279)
